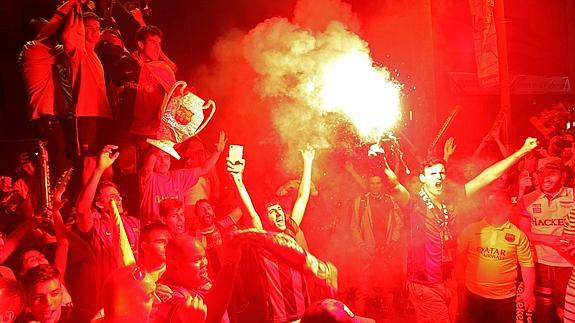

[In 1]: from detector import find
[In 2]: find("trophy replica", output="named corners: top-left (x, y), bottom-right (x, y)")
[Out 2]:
top-left (147, 81), bottom-right (216, 159)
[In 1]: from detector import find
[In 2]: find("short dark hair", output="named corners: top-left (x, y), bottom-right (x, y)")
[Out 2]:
top-left (166, 236), bottom-right (203, 264)
top-left (194, 199), bottom-right (211, 215)
top-left (420, 156), bottom-right (447, 175)
top-left (15, 247), bottom-right (46, 276)
top-left (20, 264), bottom-right (60, 293)
top-left (0, 277), bottom-right (26, 315)
top-left (135, 25), bottom-right (163, 43)
top-left (82, 12), bottom-right (101, 23)
top-left (140, 222), bottom-right (169, 242)
top-left (96, 180), bottom-right (118, 194)
top-left (159, 198), bottom-right (183, 218)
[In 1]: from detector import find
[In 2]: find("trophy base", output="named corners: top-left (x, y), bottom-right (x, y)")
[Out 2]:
top-left (146, 138), bottom-right (181, 160)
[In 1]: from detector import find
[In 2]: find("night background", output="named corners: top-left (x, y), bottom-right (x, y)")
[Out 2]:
top-left (0, 0), bottom-right (573, 175)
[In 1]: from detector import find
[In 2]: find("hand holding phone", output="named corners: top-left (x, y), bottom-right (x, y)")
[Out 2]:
top-left (228, 145), bottom-right (243, 164)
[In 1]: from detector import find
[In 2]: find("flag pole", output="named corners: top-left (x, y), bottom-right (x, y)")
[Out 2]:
top-left (494, 0), bottom-right (511, 147)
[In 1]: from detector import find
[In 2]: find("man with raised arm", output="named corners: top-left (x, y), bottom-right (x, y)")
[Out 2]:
top-left (71, 145), bottom-right (140, 321)
top-left (375, 137), bottom-right (538, 323)
top-left (227, 146), bottom-right (339, 322)
top-left (227, 146), bottom-right (315, 244)
top-left (139, 131), bottom-right (227, 225)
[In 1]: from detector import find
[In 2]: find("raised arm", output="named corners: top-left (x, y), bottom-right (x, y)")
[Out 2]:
top-left (344, 161), bottom-right (366, 190)
top-left (61, 2), bottom-right (84, 56)
top-left (465, 137), bottom-right (538, 196)
top-left (291, 146), bottom-right (315, 226)
top-left (227, 158), bottom-right (263, 230)
top-left (76, 145), bottom-right (119, 232)
top-left (443, 137), bottom-right (457, 162)
top-left (51, 189), bottom-right (69, 277)
top-left (198, 131), bottom-right (226, 177)
top-left (382, 154), bottom-right (410, 206)
top-left (0, 219), bottom-right (36, 263)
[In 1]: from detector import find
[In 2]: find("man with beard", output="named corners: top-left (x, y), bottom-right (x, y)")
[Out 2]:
top-left (377, 137), bottom-right (538, 323)
top-left (349, 173), bottom-right (404, 321)
top-left (519, 157), bottom-right (574, 323)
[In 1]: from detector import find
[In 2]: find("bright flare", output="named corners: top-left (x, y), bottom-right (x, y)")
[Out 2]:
top-left (318, 51), bottom-right (402, 141)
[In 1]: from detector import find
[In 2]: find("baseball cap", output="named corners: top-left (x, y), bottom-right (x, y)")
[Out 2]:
top-left (301, 299), bottom-right (375, 323)
top-left (537, 156), bottom-right (564, 171)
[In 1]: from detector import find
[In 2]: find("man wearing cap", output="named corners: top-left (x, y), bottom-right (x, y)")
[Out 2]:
top-left (139, 131), bottom-right (226, 225)
top-left (519, 156), bottom-right (574, 323)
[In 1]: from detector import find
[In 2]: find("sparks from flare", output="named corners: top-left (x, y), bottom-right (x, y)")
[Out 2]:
top-left (314, 51), bottom-right (402, 142)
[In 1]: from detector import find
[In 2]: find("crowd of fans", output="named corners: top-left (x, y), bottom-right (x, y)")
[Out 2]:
top-left (2, 0), bottom-right (575, 323)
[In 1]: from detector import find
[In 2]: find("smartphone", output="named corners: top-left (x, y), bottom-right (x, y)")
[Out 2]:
top-left (228, 145), bottom-right (244, 163)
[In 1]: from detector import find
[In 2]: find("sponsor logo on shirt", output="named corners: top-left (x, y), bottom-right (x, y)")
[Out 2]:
top-left (531, 218), bottom-right (564, 226)
top-left (532, 204), bottom-right (542, 213)
top-left (477, 247), bottom-right (508, 260)
top-left (505, 233), bottom-right (515, 242)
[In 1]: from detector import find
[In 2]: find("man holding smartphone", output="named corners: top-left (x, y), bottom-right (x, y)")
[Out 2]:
top-left (226, 145), bottom-right (317, 322)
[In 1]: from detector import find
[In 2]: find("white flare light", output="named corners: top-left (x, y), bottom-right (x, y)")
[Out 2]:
top-left (318, 51), bottom-right (402, 141)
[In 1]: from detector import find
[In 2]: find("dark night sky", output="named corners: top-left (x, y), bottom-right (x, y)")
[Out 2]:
top-left (0, 0), bottom-right (573, 173)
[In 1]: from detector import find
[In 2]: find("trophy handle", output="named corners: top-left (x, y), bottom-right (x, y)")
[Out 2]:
top-left (159, 80), bottom-right (188, 116)
top-left (191, 100), bottom-right (216, 137)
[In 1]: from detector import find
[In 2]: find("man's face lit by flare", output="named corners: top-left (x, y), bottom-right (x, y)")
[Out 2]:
top-left (163, 208), bottom-right (186, 236)
top-left (420, 163), bottom-right (446, 199)
top-left (538, 169), bottom-right (563, 194)
top-left (367, 176), bottom-right (383, 196)
top-left (28, 279), bottom-right (63, 323)
top-left (266, 204), bottom-right (286, 232)
top-left (138, 35), bottom-right (162, 62)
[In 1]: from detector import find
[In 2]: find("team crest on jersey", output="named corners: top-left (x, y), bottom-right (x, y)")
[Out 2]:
top-left (505, 233), bottom-right (515, 242)
top-left (532, 204), bottom-right (542, 213)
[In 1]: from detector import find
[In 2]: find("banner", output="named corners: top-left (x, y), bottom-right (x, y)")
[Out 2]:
top-left (469, 0), bottom-right (499, 86)
top-left (449, 72), bottom-right (571, 95)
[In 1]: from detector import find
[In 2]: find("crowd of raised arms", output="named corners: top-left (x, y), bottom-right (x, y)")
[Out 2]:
top-left (2, 0), bottom-right (575, 322)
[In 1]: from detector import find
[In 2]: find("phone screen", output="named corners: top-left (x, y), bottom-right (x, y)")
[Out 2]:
top-left (228, 145), bottom-right (243, 162)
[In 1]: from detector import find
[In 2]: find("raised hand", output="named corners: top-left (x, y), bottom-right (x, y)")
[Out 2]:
top-left (300, 144), bottom-right (315, 163)
top-left (97, 145), bottom-right (120, 171)
top-left (520, 137), bottom-right (539, 154)
top-left (226, 158), bottom-right (245, 176)
top-left (130, 8), bottom-right (146, 27)
top-left (443, 137), bottom-right (457, 160)
top-left (61, 2), bottom-right (85, 52)
top-left (518, 172), bottom-right (533, 191)
top-left (215, 131), bottom-right (227, 153)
